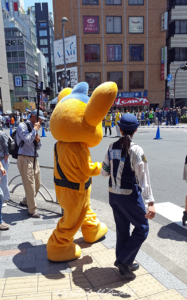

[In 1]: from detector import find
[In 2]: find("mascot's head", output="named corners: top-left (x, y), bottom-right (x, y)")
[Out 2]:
top-left (50, 81), bottom-right (118, 147)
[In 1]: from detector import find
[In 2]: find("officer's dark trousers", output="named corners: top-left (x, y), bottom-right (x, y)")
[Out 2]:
top-left (109, 185), bottom-right (149, 265)
top-left (173, 118), bottom-right (176, 125)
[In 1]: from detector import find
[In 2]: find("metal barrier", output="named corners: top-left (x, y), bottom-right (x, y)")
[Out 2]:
top-left (9, 162), bottom-right (59, 206)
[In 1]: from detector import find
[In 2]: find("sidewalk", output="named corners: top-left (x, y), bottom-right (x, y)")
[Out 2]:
top-left (0, 195), bottom-right (187, 300)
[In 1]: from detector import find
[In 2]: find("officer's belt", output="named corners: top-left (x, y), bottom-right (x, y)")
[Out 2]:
top-left (54, 143), bottom-right (91, 191)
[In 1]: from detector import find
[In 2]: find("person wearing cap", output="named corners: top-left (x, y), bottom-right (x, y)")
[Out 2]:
top-left (101, 114), bottom-right (156, 280)
top-left (104, 111), bottom-right (112, 137)
top-left (16, 109), bottom-right (45, 218)
top-left (172, 107), bottom-right (177, 126)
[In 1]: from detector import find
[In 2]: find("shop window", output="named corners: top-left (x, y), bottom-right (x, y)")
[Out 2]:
top-left (84, 45), bottom-right (100, 62)
top-left (107, 72), bottom-right (123, 89)
top-left (83, 0), bottom-right (99, 4)
top-left (129, 71), bottom-right (144, 89)
top-left (85, 72), bottom-right (101, 90)
top-left (129, 0), bottom-right (144, 4)
top-left (107, 45), bottom-right (122, 61)
top-left (129, 45), bottom-right (144, 61)
top-left (106, 16), bottom-right (122, 33)
top-left (106, 0), bottom-right (121, 4)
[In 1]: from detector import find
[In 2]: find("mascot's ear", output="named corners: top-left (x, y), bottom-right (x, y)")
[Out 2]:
top-left (57, 88), bottom-right (72, 103)
top-left (84, 82), bottom-right (118, 127)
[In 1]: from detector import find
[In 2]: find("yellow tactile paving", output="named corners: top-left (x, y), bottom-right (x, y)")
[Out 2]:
top-left (3, 287), bottom-right (38, 296)
top-left (84, 267), bottom-right (121, 287)
top-left (147, 289), bottom-right (186, 300)
top-left (94, 281), bottom-right (139, 300)
top-left (68, 254), bottom-right (100, 273)
top-left (127, 274), bottom-right (167, 298)
top-left (111, 263), bottom-right (148, 278)
top-left (6, 276), bottom-right (37, 283)
top-left (52, 289), bottom-right (87, 299)
top-left (32, 229), bottom-right (54, 240)
top-left (79, 241), bottom-right (107, 254)
top-left (0, 297), bottom-right (16, 300)
top-left (17, 293), bottom-right (52, 299)
top-left (91, 249), bottom-right (116, 266)
top-left (38, 273), bottom-right (69, 282)
top-left (70, 272), bottom-right (92, 290)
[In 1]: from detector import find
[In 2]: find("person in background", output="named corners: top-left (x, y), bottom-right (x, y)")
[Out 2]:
top-left (115, 110), bottom-right (121, 137)
top-left (104, 111), bottom-right (112, 137)
top-left (149, 110), bottom-right (154, 125)
top-left (172, 107), bottom-right (177, 126)
top-left (0, 131), bottom-right (10, 207)
top-left (0, 161), bottom-right (9, 230)
top-left (141, 111), bottom-right (145, 126)
top-left (23, 113), bottom-right (27, 122)
top-left (145, 110), bottom-right (149, 125)
top-left (167, 109), bottom-right (171, 125)
top-left (10, 115), bottom-right (15, 128)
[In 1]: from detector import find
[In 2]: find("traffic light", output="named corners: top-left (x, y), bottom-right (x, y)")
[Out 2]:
top-left (180, 63), bottom-right (187, 71)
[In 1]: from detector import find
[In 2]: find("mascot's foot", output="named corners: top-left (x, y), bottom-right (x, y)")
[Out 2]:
top-left (47, 243), bottom-right (81, 262)
top-left (81, 222), bottom-right (108, 243)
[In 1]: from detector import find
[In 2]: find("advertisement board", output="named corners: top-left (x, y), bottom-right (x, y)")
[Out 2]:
top-left (83, 16), bottom-right (99, 34)
top-left (161, 12), bottom-right (168, 31)
top-left (161, 47), bottom-right (167, 80)
top-left (112, 97), bottom-right (149, 107)
top-left (129, 17), bottom-right (144, 33)
top-left (107, 45), bottom-right (121, 61)
top-left (54, 35), bottom-right (77, 67)
top-left (55, 66), bottom-right (78, 94)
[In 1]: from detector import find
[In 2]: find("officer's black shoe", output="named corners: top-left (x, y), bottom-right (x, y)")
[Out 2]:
top-left (114, 261), bottom-right (136, 280)
top-left (118, 263), bottom-right (139, 274)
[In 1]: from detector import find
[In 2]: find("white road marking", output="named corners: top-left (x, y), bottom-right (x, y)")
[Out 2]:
top-left (153, 202), bottom-right (186, 230)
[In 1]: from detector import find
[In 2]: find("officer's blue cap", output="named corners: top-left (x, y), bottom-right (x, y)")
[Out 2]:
top-left (117, 114), bottom-right (140, 131)
top-left (60, 82), bottom-right (90, 104)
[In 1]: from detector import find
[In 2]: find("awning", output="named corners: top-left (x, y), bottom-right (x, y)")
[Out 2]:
top-left (112, 98), bottom-right (149, 107)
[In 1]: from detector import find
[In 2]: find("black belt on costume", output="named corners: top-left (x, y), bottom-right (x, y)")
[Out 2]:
top-left (54, 143), bottom-right (91, 191)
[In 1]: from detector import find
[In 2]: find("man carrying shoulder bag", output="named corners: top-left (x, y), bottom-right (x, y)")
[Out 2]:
top-left (16, 110), bottom-right (45, 218)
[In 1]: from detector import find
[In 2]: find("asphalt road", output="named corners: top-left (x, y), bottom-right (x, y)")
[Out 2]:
top-left (7, 126), bottom-right (187, 208)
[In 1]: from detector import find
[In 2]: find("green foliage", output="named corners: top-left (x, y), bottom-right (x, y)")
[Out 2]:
top-left (180, 116), bottom-right (187, 123)
top-left (22, 98), bottom-right (30, 109)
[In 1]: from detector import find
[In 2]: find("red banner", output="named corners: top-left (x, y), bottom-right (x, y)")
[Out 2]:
top-left (112, 98), bottom-right (149, 107)
top-left (161, 63), bottom-right (164, 80)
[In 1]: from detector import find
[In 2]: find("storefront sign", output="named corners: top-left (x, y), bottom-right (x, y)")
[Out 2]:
top-left (83, 16), bottom-right (99, 34)
top-left (55, 66), bottom-right (78, 93)
top-left (117, 91), bottom-right (147, 98)
top-left (54, 35), bottom-right (77, 67)
top-left (161, 12), bottom-right (168, 31)
top-left (129, 17), bottom-right (144, 33)
top-left (161, 46), bottom-right (167, 80)
top-left (112, 98), bottom-right (149, 107)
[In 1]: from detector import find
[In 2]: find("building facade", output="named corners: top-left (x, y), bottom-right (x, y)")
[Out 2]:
top-left (0, 0), bottom-right (11, 112)
top-left (53, 0), bottom-right (167, 109)
top-left (167, 0), bottom-right (187, 107)
top-left (37, 48), bottom-right (48, 89)
top-left (32, 3), bottom-right (56, 95)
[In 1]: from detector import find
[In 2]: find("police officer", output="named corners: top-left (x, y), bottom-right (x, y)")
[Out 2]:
top-left (172, 107), bottom-right (177, 126)
top-left (101, 114), bottom-right (156, 279)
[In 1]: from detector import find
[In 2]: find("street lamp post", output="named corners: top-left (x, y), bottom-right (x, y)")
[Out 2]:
top-left (61, 17), bottom-right (68, 88)
top-left (173, 63), bottom-right (187, 107)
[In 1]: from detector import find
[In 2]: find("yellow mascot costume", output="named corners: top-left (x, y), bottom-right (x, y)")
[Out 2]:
top-left (47, 81), bottom-right (118, 262)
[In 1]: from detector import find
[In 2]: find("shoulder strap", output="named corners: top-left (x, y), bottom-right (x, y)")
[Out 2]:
top-left (26, 122), bottom-right (32, 133)
top-left (54, 143), bottom-right (67, 180)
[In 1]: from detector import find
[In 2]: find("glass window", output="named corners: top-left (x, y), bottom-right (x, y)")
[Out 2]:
top-left (84, 45), bottom-right (100, 62)
top-left (7, 52), bottom-right (11, 58)
top-left (169, 48), bottom-right (187, 62)
top-left (19, 51), bottom-right (24, 57)
top-left (85, 72), bottom-right (101, 90)
top-left (45, 56), bottom-right (49, 63)
top-left (129, 71), bottom-right (144, 89)
top-left (18, 40), bottom-right (24, 45)
top-left (5, 31), bottom-right (11, 37)
top-left (12, 51), bottom-right (18, 57)
top-left (106, 0), bottom-right (121, 4)
top-left (175, 20), bottom-right (187, 34)
top-left (39, 22), bottom-right (47, 27)
top-left (129, 0), bottom-right (144, 4)
top-left (39, 30), bottom-right (47, 37)
top-left (48, 76), bottom-right (50, 82)
top-left (107, 72), bottom-right (123, 89)
top-left (106, 16), bottom-right (122, 33)
top-left (40, 39), bottom-right (48, 45)
top-left (19, 62), bottom-right (25, 69)
top-left (13, 63), bottom-right (19, 68)
top-left (11, 40), bottom-right (16, 46)
top-left (129, 45), bottom-right (144, 61)
top-left (107, 45), bottom-right (122, 61)
top-left (82, 0), bottom-right (99, 4)
top-left (40, 47), bottom-right (48, 54)
top-left (6, 40), bottom-right (11, 46)
top-left (7, 63), bottom-right (12, 71)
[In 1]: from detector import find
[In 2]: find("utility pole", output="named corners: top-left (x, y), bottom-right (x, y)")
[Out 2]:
top-left (61, 17), bottom-right (68, 88)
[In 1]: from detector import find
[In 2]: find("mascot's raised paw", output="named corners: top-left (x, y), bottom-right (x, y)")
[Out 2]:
top-left (47, 81), bottom-right (118, 262)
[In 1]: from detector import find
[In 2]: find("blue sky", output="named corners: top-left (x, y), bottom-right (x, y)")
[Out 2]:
top-left (24, 0), bottom-right (53, 15)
